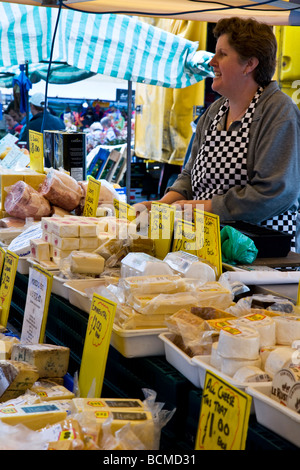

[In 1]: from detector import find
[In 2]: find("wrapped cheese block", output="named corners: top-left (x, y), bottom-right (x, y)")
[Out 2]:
top-left (30, 238), bottom-right (51, 262)
top-left (30, 379), bottom-right (75, 401)
top-left (271, 363), bottom-right (300, 405)
top-left (51, 219), bottom-right (79, 238)
top-left (70, 251), bottom-right (105, 275)
top-left (127, 292), bottom-right (201, 316)
top-left (0, 360), bottom-right (39, 401)
top-left (273, 315), bottom-right (300, 345)
top-left (217, 325), bottom-right (260, 360)
top-left (163, 250), bottom-right (216, 282)
top-left (120, 252), bottom-right (173, 278)
top-left (115, 305), bottom-right (170, 329)
top-left (233, 366), bottom-right (271, 383)
top-left (194, 282), bottom-right (233, 309)
top-left (264, 346), bottom-right (296, 378)
top-left (0, 401), bottom-right (67, 430)
top-left (120, 274), bottom-right (187, 296)
top-left (39, 169), bottom-right (83, 211)
top-left (4, 181), bottom-right (51, 219)
top-left (11, 343), bottom-right (70, 378)
top-left (235, 312), bottom-right (276, 347)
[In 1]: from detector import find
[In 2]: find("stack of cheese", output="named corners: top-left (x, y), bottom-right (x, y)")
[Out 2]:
top-left (0, 343), bottom-right (72, 430)
top-left (115, 275), bottom-right (233, 330)
top-left (206, 309), bottom-right (300, 384)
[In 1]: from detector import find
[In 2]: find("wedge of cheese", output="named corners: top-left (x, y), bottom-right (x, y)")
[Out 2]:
top-left (0, 360), bottom-right (39, 401)
top-left (11, 344), bottom-right (70, 378)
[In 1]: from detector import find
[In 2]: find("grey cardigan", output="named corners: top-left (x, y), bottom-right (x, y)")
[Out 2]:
top-left (168, 81), bottom-right (300, 224)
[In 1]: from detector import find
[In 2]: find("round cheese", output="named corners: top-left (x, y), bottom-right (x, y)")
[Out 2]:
top-left (236, 313), bottom-right (276, 348)
top-left (274, 315), bottom-right (300, 345)
top-left (233, 365), bottom-right (271, 383)
top-left (217, 325), bottom-right (260, 360)
top-left (271, 364), bottom-right (300, 405)
top-left (220, 356), bottom-right (262, 377)
top-left (185, 261), bottom-right (216, 283)
top-left (264, 346), bottom-right (296, 378)
top-left (287, 382), bottom-right (300, 413)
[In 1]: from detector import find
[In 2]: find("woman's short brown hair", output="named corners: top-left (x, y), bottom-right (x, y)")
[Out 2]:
top-left (213, 17), bottom-right (277, 87)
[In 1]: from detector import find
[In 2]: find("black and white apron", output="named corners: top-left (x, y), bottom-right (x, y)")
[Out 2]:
top-left (191, 87), bottom-right (296, 249)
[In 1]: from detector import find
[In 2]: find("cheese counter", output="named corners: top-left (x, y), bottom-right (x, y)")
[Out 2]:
top-left (6, 271), bottom-right (299, 451)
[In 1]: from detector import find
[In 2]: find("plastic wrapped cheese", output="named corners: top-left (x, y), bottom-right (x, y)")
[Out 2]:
top-left (271, 364), bottom-right (300, 405)
top-left (235, 312), bottom-right (276, 347)
top-left (217, 325), bottom-right (260, 360)
top-left (127, 292), bottom-right (201, 316)
top-left (220, 356), bottom-right (262, 377)
top-left (4, 181), bottom-right (51, 219)
top-left (264, 346), bottom-right (297, 378)
top-left (119, 275), bottom-right (187, 296)
top-left (39, 169), bottom-right (83, 211)
top-left (274, 315), bottom-right (300, 345)
top-left (194, 282), bottom-right (233, 309)
top-left (233, 366), bottom-right (271, 383)
top-left (163, 251), bottom-right (216, 282)
top-left (70, 251), bottom-right (105, 275)
top-left (120, 252), bottom-right (173, 278)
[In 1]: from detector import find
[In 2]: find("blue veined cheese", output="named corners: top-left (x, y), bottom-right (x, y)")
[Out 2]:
top-left (0, 360), bottom-right (39, 401)
top-left (11, 344), bottom-right (70, 378)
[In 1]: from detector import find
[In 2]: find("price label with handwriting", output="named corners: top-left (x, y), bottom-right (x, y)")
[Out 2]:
top-left (79, 294), bottom-right (116, 397)
top-left (113, 198), bottom-right (136, 222)
top-left (149, 202), bottom-right (175, 259)
top-left (0, 250), bottom-right (19, 327)
top-left (195, 370), bottom-right (251, 450)
top-left (83, 177), bottom-right (101, 217)
top-left (194, 209), bottom-right (222, 277)
top-left (29, 130), bottom-right (44, 173)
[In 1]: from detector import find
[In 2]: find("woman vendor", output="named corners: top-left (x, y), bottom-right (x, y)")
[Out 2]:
top-left (138, 17), bottom-right (300, 250)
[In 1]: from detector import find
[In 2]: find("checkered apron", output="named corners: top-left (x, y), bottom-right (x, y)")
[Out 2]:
top-left (191, 87), bottom-right (296, 249)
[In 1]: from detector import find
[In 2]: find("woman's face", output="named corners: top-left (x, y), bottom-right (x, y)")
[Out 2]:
top-left (209, 34), bottom-right (247, 98)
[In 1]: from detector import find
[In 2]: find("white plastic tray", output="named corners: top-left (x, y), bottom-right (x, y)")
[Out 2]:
top-left (159, 333), bottom-right (201, 388)
top-left (17, 257), bottom-right (30, 275)
top-left (52, 275), bottom-right (69, 299)
top-left (64, 278), bottom-right (117, 314)
top-left (111, 324), bottom-right (167, 358)
top-left (246, 384), bottom-right (300, 447)
top-left (192, 355), bottom-right (270, 413)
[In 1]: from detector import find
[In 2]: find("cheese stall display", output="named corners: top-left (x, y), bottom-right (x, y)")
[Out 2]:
top-left (1, 168), bottom-right (300, 450)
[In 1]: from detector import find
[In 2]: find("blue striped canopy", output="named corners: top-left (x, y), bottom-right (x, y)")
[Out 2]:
top-left (0, 2), bottom-right (214, 88)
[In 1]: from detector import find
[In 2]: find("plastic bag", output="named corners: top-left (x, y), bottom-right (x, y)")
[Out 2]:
top-left (4, 181), bottom-right (51, 219)
top-left (221, 225), bottom-right (258, 265)
top-left (39, 168), bottom-right (83, 211)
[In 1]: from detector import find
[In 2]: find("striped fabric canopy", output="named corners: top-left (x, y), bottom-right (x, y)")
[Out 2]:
top-left (0, 2), bottom-right (214, 88)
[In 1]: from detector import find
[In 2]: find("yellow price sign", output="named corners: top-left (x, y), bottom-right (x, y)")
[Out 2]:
top-left (172, 218), bottom-right (203, 254)
top-left (29, 130), bottom-right (44, 173)
top-left (149, 202), bottom-right (176, 260)
top-left (0, 250), bottom-right (19, 327)
top-left (113, 198), bottom-right (136, 222)
top-left (0, 248), bottom-right (6, 277)
top-left (194, 209), bottom-right (222, 277)
top-left (195, 370), bottom-right (252, 450)
top-left (79, 294), bottom-right (116, 397)
top-left (83, 177), bottom-right (101, 217)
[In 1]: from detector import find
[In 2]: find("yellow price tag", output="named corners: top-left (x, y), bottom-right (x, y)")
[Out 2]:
top-left (0, 248), bottom-right (6, 277)
top-left (297, 282), bottom-right (300, 306)
top-left (29, 130), bottom-right (44, 173)
top-left (21, 265), bottom-right (53, 343)
top-left (113, 198), bottom-right (136, 222)
top-left (172, 218), bottom-right (202, 254)
top-left (149, 202), bottom-right (176, 260)
top-left (83, 177), bottom-right (101, 217)
top-left (79, 294), bottom-right (116, 397)
top-left (0, 250), bottom-right (19, 327)
top-left (194, 209), bottom-right (222, 277)
top-left (195, 370), bottom-right (252, 450)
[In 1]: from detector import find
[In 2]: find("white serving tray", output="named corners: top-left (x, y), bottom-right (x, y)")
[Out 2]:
top-left (111, 324), bottom-right (167, 358)
top-left (64, 278), bottom-right (118, 314)
top-left (246, 384), bottom-right (300, 447)
top-left (52, 275), bottom-right (69, 299)
top-left (192, 355), bottom-right (270, 413)
top-left (159, 333), bottom-right (201, 387)
top-left (16, 257), bottom-right (30, 275)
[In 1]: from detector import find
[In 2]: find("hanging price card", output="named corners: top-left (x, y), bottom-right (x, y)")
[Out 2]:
top-left (21, 265), bottom-right (53, 344)
top-left (195, 370), bottom-right (251, 450)
top-left (149, 202), bottom-right (176, 260)
top-left (79, 294), bottom-right (116, 398)
top-left (194, 209), bottom-right (222, 277)
top-left (29, 130), bottom-right (44, 173)
top-left (113, 198), bottom-right (136, 222)
top-left (0, 250), bottom-right (19, 327)
top-left (172, 218), bottom-right (204, 254)
top-left (83, 176), bottom-right (101, 217)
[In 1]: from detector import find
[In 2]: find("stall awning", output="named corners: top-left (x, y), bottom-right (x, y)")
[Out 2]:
top-left (0, 2), bottom-right (214, 88)
top-left (2, 0), bottom-right (300, 26)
